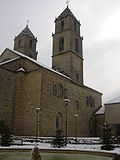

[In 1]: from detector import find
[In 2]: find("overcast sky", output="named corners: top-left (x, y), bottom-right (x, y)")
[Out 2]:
top-left (0, 0), bottom-right (120, 103)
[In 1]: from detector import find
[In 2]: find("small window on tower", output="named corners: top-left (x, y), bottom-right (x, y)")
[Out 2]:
top-left (59, 37), bottom-right (64, 51)
top-left (75, 39), bottom-right (79, 51)
top-left (61, 20), bottom-right (64, 30)
top-left (74, 22), bottom-right (77, 31)
top-left (29, 40), bottom-right (32, 48)
top-left (76, 74), bottom-right (79, 82)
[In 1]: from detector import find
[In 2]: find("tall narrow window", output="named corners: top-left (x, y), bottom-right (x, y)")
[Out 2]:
top-left (56, 113), bottom-right (63, 130)
top-left (58, 84), bottom-right (63, 97)
top-left (76, 100), bottom-right (79, 110)
top-left (75, 39), bottom-right (79, 51)
top-left (89, 96), bottom-right (92, 107)
top-left (61, 20), bottom-right (64, 30)
top-left (29, 40), bottom-right (32, 48)
top-left (59, 37), bottom-right (64, 51)
top-left (64, 88), bottom-right (68, 98)
top-left (53, 85), bottom-right (57, 96)
top-left (86, 97), bottom-right (89, 106)
top-left (92, 99), bottom-right (95, 107)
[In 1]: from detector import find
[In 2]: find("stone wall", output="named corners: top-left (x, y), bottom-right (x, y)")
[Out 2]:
top-left (0, 67), bottom-right (15, 129)
top-left (105, 103), bottom-right (120, 124)
top-left (40, 67), bottom-right (102, 137)
top-left (0, 56), bottom-right (102, 137)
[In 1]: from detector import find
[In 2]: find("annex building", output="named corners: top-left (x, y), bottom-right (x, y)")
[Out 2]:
top-left (95, 96), bottom-right (120, 136)
top-left (0, 6), bottom-right (102, 137)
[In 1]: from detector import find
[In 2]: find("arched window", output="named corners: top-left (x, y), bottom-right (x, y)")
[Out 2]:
top-left (86, 96), bottom-right (89, 106)
top-left (53, 85), bottom-right (57, 96)
top-left (59, 37), bottom-right (64, 51)
top-left (29, 40), bottom-right (32, 48)
top-left (64, 88), bottom-right (68, 98)
top-left (76, 100), bottom-right (79, 110)
top-left (56, 112), bottom-right (63, 130)
top-left (58, 84), bottom-right (63, 97)
top-left (75, 38), bottom-right (79, 51)
top-left (89, 96), bottom-right (92, 107)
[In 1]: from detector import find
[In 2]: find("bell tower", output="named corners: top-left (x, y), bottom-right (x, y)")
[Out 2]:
top-left (52, 6), bottom-right (84, 85)
top-left (14, 25), bottom-right (38, 60)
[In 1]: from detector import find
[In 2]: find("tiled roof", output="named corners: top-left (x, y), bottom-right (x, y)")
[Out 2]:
top-left (57, 6), bottom-right (78, 21)
top-left (15, 25), bottom-right (37, 40)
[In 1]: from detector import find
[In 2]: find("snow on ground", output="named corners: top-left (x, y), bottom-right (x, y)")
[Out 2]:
top-left (0, 143), bottom-right (120, 155)
top-left (0, 137), bottom-right (120, 155)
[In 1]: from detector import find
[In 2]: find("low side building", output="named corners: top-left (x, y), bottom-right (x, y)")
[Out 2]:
top-left (104, 97), bottom-right (120, 136)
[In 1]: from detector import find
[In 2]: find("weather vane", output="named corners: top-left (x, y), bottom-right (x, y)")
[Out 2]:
top-left (26, 20), bottom-right (30, 26)
top-left (66, 0), bottom-right (70, 7)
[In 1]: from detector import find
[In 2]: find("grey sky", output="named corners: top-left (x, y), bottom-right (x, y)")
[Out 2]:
top-left (0, 0), bottom-right (120, 103)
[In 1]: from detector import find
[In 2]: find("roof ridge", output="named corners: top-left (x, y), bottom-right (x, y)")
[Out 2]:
top-left (15, 25), bottom-right (37, 40)
top-left (5, 48), bottom-right (71, 80)
top-left (0, 57), bottom-right (20, 66)
top-left (57, 7), bottom-right (78, 22)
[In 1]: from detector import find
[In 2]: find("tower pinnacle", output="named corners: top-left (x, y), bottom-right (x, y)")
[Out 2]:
top-left (14, 25), bottom-right (38, 60)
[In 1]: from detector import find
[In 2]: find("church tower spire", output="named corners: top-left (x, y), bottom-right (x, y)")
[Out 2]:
top-left (14, 25), bottom-right (38, 60)
top-left (52, 7), bottom-right (84, 84)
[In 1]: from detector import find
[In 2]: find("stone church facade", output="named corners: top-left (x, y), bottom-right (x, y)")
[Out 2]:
top-left (0, 7), bottom-right (102, 137)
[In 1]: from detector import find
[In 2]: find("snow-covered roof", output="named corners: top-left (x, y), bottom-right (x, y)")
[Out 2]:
top-left (0, 48), bottom-right (71, 80)
top-left (16, 68), bottom-right (27, 72)
top-left (95, 106), bottom-right (105, 115)
top-left (105, 96), bottom-right (120, 105)
top-left (0, 57), bottom-right (20, 66)
top-left (0, 48), bottom-right (102, 95)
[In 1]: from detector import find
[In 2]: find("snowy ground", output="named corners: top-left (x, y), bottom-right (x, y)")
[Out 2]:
top-left (0, 142), bottom-right (120, 156)
top-left (0, 137), bottom-right (120, 156)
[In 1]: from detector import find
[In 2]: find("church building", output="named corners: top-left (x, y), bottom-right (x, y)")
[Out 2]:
top-left (0, 6), bottom-right (102, 137)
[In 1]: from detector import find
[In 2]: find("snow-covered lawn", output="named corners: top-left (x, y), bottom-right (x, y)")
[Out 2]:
top-left (0, 137), bottom-right (120, 156)
top-left (0, 142), bottom-right (120, 155)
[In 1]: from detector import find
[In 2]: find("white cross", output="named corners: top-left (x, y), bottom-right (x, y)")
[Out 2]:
top-left (66, 0), bottom-right (69, 7)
